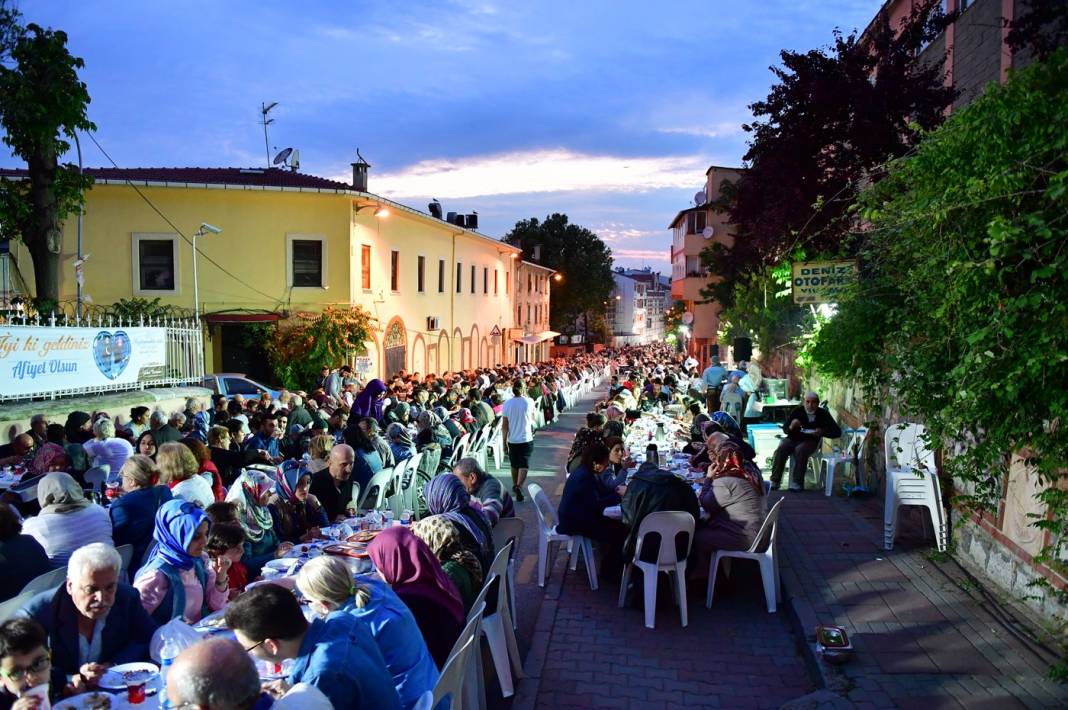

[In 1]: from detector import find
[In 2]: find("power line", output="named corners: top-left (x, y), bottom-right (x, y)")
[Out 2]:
top-left (84, 132), bottom-right (284, 306)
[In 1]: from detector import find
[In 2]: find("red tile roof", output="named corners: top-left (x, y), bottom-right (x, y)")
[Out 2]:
top-left (0, 166), bottom-right (353, 191)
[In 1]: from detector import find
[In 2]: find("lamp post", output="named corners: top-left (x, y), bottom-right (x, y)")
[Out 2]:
top-left (192, 223), bottom-right (223, 319)
top-left (74, 132), bottom-right (83, 323)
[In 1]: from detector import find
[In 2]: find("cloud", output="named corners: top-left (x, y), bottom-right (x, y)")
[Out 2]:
top-left (595, 225), bottom-right (663, 244)
top-left (657, 122), bottom-right (746, 139)
top-left (612, 248), bottom-right (671, 263)
top-left (364, 149), bottom-right (707, 199)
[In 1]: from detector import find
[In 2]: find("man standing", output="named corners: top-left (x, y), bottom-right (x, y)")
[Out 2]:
top-left (501, 381), bottom-right (536, 503)
top-left (309, 444), bottom-right (356, 521)
top-left (770, 391), bottom-right (842, 491)
top-left (701, 359), bottom-right (727, 413)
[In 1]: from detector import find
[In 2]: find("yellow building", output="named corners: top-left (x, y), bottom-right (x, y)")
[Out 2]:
top-left (0, 165), bottom-right (523, 381)
top-left (513, 259), bottom-right (557, 363)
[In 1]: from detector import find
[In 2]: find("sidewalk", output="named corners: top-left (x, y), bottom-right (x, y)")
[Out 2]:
top-left (777, 491), bottom-right (1068, 708)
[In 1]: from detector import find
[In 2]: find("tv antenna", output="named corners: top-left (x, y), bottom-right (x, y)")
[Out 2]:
top-left (260, 102), bottom-right (279, 168)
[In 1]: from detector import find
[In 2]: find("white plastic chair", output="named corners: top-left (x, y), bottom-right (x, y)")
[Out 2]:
top-left (527, 483), bottom-right (574, 588)
top-left (117, 543), bottom-right (135, 583)
top-left (567, 535), bottom-right (598, 590)
top-left (470, 544), bottom-right (523, 698)
top-left (20, 566), bottom-right (68, 597)
top-left (433, 602), bottom-right (485, 710)
top-left (719, 391), bottom-right (743, 421)
top-left (617, 511), bottom-right (695, 629)
top-left (883, 423), bottom-right (947, 552)
top-left (0, 590), bottom-right (34, 622)
top-left (812, 427), bottom-right (869, 496)
top-left (707, 497), bottom-right (784, 613)
top-left (484, 419), bottom-right (505, 472)
top-left (388, 452), bottom-right (422, 516)
top-left (359, 466), bottom-right (395, 511)
top-left (490, 517), bottom-right (524, 629)
top-left (84, 465), bottom-right (110, 495)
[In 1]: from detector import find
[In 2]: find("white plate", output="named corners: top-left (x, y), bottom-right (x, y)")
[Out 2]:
top-left (98, 662), bottom-right (160, 692)
top-left (54, 692), bottom-right (132, 709)
top-left (263, 558), bottom-right (299, 572)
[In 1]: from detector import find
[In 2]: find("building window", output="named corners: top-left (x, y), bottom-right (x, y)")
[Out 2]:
top-left (505, 271), bottom-right (510, 293)
top-left (438, 259), bottom-right (445, 293)
top-left (527, 304), bottom-right (531, 323)
top-left (483, 267), bottom-right (488, 294)
top-left (285, 234), bottom-right (327, 289)
top-left (417, 255), bottom-right (425, 293)
top-left (132, 233), bottom-right (179, 295)
top-left (686, 211), bottom-right (707, 235)
top-left (494, 270), bottom-right (499, 295)
top-left (390, 250), bottom-right (400, 292)
top-left (470, 265), bottom-right (475, 294)
top-left (527, 274), bottom-right (532, 293)
top-left (361, 245), bottom-right (371, 290)
top-left (517, 304), bottom-right (521, 323)
top-left (456, 262), bottom-right (462, 293)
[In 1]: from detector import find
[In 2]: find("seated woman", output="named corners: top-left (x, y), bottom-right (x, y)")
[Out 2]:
top-left (567, 412), bottom-right (606, 472)
top-left (28, 443), bottom-right (70, 478)
top-left (180, 438), bottom-right (224, 502)
top-left (384, 401), bottom-right (412, 427)
top-left (685, 403), bottom-right (711, 453)
top-left (601, 436), bottom-right (631, 489)
top-left (305, 433), bottom-right (334, 475)
top-left (22, 473), bottom-right (113, 569)
top-left (135, 431), bottom-right (157, 460)
top-left (451, 457), bottom-right (513, 526)
top-left (343, 426), bottom-right (385, 495)
top-left (414, 411), bottom-right (452, 454)
top-left (423, 474), bottom-right (495, 574)
top-left (692, 432), bottom-right (768, 579)
top-left (226, 471), bottom-right (287, 578)
top-left (109, 455), bottom-right (173, 574)
top-left (366, 527), bottom-right (465, 669)
top-left (206, 426), bottom-right (260, 488)
top-left (63, 411), bottom-right (93, 478)
top-left (134, 499), bottom-right (229, 624)
top-left (386, 423), bottom-right (416, 465)
top-left (556, 441), bottom-right (628, 581)
top-left (268, 461), bottom-right (328, 543)
top-left (157, 443), bottom-right (214, 509)
top-left (82, 418), bottom-right (133, 479)
top-left (296, 556), bottom-right (439, 707)
top-left (0, 501), bottom-right (52, 602)
top-left (410, 514), bottom-right (483, 613)
top-left (436, 406), bottom-right (464, 442)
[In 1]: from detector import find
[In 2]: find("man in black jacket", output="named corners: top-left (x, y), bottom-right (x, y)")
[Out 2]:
top-left (770, 391), bottom-right (842, 491)
top-left (621, 462), bottom-right (701, 564)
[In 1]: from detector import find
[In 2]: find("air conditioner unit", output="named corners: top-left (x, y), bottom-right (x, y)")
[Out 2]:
top-left (427, 316), bottom-right (440, 331)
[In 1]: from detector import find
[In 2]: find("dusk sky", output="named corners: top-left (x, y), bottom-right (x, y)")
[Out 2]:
top-left (3, 0), bottom-right (882, 272)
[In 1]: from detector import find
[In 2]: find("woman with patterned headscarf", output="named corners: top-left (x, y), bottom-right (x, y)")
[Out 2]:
top-left (414, 410), bottom-right (452, 453)
top-left (410, 514), bottom-right (483, 612)
top-left (386, 423), bottom-right (416, 464)
top-left (422, 474), bottom-right (494, 574)
top-left (692, 432), bottom-right (768, 579)
top-left (225, 470), bottom-right (285, 577)
top-left (30, 442), bottom-right (71, 476)
top-left (267, 460), bottom-right (328, 543)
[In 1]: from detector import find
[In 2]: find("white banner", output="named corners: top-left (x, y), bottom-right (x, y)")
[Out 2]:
top-left (0, 326), bottom-right (168, 396)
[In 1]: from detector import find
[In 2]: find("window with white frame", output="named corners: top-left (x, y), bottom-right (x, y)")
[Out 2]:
top-left (286, 234), bottom-right (327, 288)
top-left (132, 233), bottom-right (180, 295)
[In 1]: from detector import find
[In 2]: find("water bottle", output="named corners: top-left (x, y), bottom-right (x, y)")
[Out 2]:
top-left (159, 637), bottom-right (179, 708)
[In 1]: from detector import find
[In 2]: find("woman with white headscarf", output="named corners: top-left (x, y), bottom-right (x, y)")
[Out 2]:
top-left (22, 472), bottom-right (113, 567)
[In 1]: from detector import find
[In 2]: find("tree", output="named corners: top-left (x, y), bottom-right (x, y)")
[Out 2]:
top-left (263, 305), bottom-right (375, 391)
top-left (811, 51), bottom-right (1068, 599)
top-left (1007, 0), bottom-right (1068, 60)
top-left (0, 19), bottom-right (95, 308)
top-left (701, 0), bottom-right (956, 308)
top-left (502, 214), bottom-right (614, 332)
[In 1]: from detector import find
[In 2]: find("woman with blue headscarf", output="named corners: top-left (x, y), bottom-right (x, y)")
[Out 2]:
top-left (133, 499), bottom-right (229, 624)
top-left (422, 474), bottom-right (494, 574)
top-left (386, 423), bottom-right (416, 465)
top-left (267, 460), bottom-right (329, 542)
top-left (352, 379), bottom-right (388, 422)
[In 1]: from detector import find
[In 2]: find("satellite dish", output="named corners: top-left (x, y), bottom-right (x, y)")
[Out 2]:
top-left (693, 190), bottom-right (706, 206)
top-left (272, 147), bottom-right (293, 166)
top-left (702, 226), bottom-right (715, 239)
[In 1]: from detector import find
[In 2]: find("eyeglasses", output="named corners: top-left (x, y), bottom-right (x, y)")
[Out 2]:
top-left (242, 638), bottom-right (266, 653)
top-left (0, 652), bottom-right (50, 682)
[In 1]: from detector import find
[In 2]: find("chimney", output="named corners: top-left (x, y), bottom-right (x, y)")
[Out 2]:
top-left (351, 148), bottom-right (371, 192)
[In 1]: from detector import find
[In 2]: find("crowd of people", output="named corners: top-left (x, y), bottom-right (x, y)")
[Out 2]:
top-left (0, 351), bottom-right (618, 709)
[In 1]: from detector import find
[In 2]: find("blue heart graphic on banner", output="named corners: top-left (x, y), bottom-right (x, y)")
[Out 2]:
top-left (92, 330), bottom-right (132, 380)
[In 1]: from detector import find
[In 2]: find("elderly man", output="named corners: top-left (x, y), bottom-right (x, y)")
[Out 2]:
top-left (453, 457), bottom-right (514, 526)
top-left (167, 637), bottom-right (332, 710)
top-left (309, 444), bottom-right (356, 521)
top-left (702, 359), bottom-right (727, 412)
top-left (28, 415), bottom-right (48, 449)
top-left (151, 410), bottom-right (182, 446)
top-left (20, 542), bottom-right (157, 692)
top-left (0, 434), bottom-right (33, 469)
top-left (770, 391), bottom-right (842, 491)
top-left (225, 584), bottom-right (400, 710)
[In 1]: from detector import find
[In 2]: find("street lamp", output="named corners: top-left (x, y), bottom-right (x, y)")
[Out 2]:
top-left (192, 223), bottom-right (223, 319)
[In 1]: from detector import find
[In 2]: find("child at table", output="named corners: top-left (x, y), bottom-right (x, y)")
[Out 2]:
top-left (0, 618), bottom-right (53, 710)
top-left (206, 522), bottom-right (248, 599)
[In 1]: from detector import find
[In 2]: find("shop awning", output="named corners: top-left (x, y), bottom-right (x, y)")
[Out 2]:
top-left (515, 330), bottom-right (560, 345)
top-left (202, 311), bottom-right (282, 324)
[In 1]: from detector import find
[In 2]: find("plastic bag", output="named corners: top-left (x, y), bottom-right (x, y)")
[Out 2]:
top-left (149, 617), bottom-right (202, 663)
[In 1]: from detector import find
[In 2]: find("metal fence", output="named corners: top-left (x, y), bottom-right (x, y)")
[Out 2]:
top-left (0, 312), bottom-right (205, 402)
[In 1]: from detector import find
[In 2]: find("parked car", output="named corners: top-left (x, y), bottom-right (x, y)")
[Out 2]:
top-left (201, 373), bottom-right (282, 401)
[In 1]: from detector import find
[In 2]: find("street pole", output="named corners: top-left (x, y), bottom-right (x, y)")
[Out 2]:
top-left (192, 228), bottom-right (201, 320)
top-left (74, 132), bottom-right (83, 323)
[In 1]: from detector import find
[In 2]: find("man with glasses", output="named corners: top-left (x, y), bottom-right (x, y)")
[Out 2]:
top-left (224, 584), bottom-right (400, 710)
top-left (0, 618), bottom-right (52, 709)
top-left (20, 543), bottom-right (157, 692)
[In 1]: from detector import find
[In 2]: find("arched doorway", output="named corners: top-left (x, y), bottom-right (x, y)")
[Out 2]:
top-left (437, 331), bottom-right (449, 374)
top-left (383, 318), bottom-right (407, 378)
top-left (412, 334), bottom-right (426, 376)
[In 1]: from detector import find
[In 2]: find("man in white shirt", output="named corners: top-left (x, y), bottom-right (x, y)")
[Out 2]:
top-left (501, 381), bottom-right (536, 503)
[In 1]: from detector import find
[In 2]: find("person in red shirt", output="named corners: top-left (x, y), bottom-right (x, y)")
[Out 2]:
top-left (206, 522), bottom-right (248, 598)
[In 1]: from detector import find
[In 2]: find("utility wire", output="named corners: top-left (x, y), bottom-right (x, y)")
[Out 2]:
top-left (84, 132), bottom-right (284, 306)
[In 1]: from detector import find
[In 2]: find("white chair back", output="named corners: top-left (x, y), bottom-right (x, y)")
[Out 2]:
top-left (117, 543), bottom-right (135, 583)
top-left (20, 566), bottom-right (68, 597)
top-left (528, 483), bottom-right (558, 530)
top-left (359, 466), bottom-right (395, 510)
top-left (632, 511), bottom-right (695, 567)
top-left (491, 517), bottom-right (524, 555)
top-left (434, 602), bottom-right (485, 710)
top-left (884, 422), bottom-right (922, 472)
top-left (747, 498), bottom-right (784, 554)
top-left (0, 590), bottom-right (34, 623)
top-left (84, 465), bottom-right (110, 494)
